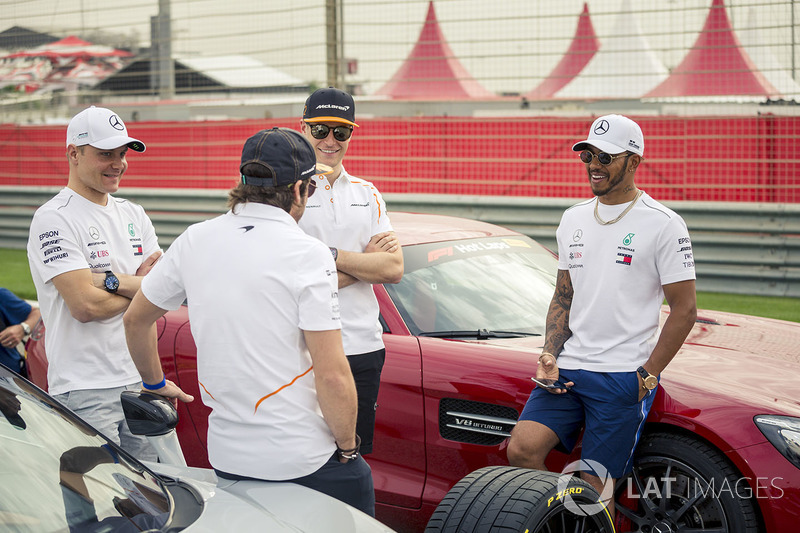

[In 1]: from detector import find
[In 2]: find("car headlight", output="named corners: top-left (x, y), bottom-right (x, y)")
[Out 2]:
top-left (754, 415), bottom-right (800, 470)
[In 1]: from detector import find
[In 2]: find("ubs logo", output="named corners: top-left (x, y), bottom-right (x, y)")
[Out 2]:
top-left (593, 120), bottom-right (610, 135)
top-left (109, 115), bottom-right (124, 130)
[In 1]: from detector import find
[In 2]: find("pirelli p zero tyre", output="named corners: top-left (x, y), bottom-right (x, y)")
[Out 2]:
top-left (615, 432), bottom-right (762, 532)
top-left (425, 466), bottom-right (615, 533)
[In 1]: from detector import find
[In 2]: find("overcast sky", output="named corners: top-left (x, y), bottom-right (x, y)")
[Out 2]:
top-left (3, 0), bottom-right (797, 95)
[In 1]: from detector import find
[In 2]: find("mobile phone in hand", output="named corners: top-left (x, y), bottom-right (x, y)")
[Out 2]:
top-left (531, 376), bottom-right (569, 389)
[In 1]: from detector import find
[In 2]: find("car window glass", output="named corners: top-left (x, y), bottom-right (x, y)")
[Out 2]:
top-left (0, 373), bottom-right (170, 532)
top-left (386, 236), bottom-right (557, 336)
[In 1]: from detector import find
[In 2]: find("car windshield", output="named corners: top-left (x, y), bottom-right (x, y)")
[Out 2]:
top-left (386, 235), bottom-right (557, 337)
top-left (0, 368), bottom-right (170, 533)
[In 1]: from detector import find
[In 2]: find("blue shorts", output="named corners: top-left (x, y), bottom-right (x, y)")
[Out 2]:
top-left (518, 368), bottom-right (656, 478)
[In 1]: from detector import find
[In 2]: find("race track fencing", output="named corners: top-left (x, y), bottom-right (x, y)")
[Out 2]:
top-left (1, 186), bottom-right (798, 297)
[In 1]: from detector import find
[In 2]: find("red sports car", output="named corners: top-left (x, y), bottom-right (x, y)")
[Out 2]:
top-left (26, 212), bottom-right (800, 533)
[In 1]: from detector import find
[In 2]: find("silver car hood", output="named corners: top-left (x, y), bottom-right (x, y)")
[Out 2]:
top-left (147, 462), bottom-right (395, 532)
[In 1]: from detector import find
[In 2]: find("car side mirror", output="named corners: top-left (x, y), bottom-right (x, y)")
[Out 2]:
top-left (121, 390), bottom-right (178, 436)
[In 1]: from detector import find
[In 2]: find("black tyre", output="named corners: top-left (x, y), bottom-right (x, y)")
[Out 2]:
top-left (615, 432), bottom-right (762, 532)
top-left (425, 465), bottom-right (615, 533)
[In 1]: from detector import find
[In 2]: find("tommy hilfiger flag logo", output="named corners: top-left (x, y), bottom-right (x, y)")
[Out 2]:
top-left (616, 252), bottom-right (632, 266)
top-left (133, 244), bottom-right (143, 256)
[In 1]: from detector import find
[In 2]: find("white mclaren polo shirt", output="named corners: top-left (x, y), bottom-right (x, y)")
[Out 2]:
top-left (142, 202), bottom-right (341, 480)
top-left (299, 167), bottom-right (393, 355)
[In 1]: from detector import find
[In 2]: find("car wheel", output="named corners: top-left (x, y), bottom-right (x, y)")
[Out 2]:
top-left (615, 432), bottom-right (762, 532)
top-left (425, 465), bottom-right (615, 533)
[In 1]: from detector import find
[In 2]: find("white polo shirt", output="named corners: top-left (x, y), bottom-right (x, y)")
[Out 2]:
top-left (555, 192), bottom-right (696, 372)
top-left (141, 202), bottom-right (341, 480)
top-left (298, 167), bottom-right (393, 355)
top-left (27, 188), bottom-right (161, 396)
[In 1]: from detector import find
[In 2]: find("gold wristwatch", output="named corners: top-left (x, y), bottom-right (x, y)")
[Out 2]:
top-left (637, 366), bottom-right (658, 390)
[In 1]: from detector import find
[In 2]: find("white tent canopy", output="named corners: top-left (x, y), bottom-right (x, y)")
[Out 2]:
top-left (554, 0), bottom-right (667, 99)
top-left (177, 55), bottom-right (303, 88)
top-left (739, 8), bottom-right (800, 99)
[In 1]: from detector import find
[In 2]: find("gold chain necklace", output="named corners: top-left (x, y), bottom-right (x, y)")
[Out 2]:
top-left (594, 190), bottom-right (643, 226)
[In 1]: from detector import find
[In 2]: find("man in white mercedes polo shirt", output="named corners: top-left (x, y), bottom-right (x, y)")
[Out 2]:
top-left (27, 106), bottom-right (161, 460)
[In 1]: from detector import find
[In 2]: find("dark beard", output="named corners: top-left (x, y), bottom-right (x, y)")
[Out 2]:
top-left (590, 167), bottom-right (626, 197)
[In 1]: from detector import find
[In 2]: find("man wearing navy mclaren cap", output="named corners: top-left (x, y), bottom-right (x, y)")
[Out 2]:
top-left (123, 127), bottom-right (375, 516)
top-left (509, 114), bottom-right (697, 518)
top-left (27, 106), bottom-right (162, 461)
top-left (299, 87), bottom-right (403, 457)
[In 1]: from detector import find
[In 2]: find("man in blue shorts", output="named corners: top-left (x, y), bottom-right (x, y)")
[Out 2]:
top-left (507, 114), bottom-right (697, 517)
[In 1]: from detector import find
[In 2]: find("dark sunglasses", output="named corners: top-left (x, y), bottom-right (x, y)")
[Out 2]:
top-left (308, 123), bottom-right (353, 142)
top-left (287, 179), bottom-right (316, 197)
top-left (579, 150), bottom-right (631, 166)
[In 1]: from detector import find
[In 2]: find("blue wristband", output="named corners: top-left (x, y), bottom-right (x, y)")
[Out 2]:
top-left (142, 375), bottom-right (166, 390)
top-left (101, 443), bottom-right (119, 463)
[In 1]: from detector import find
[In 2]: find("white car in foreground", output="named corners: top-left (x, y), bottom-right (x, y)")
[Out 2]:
top-left (0, 364), bottom-right (394, 532)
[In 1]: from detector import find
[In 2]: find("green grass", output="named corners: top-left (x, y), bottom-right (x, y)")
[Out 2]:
top-left (696, 291), bottom-right (800, 323)
top-left (2, 247), bottom-right (798, 322)
top-left (0, 248), bottom-right (37, 300)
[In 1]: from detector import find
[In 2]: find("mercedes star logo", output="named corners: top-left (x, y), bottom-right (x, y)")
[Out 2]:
top-left (593, 119), bottom-right (610, 135)
top-left (108, 115), bottom-right (124, 131)
top-left (89, 226), bottom-right (100, 240)
top-left (573, 229), bottom-right (583, 242)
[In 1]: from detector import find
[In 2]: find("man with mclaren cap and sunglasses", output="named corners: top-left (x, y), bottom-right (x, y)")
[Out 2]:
top-left (299, 87), bottom-right (404, 457)
top-left (508, 114), bottom-right (697, 518)
top-left (123, 127), bottom-right (375, 516)
top-left (27, 106), bottom-right (161, 461)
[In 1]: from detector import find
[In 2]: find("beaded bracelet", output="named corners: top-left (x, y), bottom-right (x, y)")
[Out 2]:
top-left (336, 434), bottom-right (361, 461)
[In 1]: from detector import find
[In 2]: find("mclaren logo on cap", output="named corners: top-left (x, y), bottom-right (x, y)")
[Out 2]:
top-left (109, 115), bottom-right (124, 130)
top-left (593, 120), bottom-right (610, 135)
top-left (316, 104), bottom-right (350, 112)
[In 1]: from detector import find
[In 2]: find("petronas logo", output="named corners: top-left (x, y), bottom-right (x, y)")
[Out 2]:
top-left (623, 233), bottom-right (635, 246)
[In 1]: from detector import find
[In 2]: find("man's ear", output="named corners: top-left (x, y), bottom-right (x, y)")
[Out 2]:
top-left (629, 154), bottom-right (642, 172)
top-left (67, 145), bottom-right (79, 164)
top-left (292, 180), bottom-right (304, 203)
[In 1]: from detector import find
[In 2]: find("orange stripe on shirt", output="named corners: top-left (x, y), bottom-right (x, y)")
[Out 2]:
top-left (356, 181), bottom-right (383, 223)
top-left (373, 192), bottom-right (382, 222)
top-left (254, 365), bottom-right (314, 414)
top-left (198, 380), bottom-right (216, 400)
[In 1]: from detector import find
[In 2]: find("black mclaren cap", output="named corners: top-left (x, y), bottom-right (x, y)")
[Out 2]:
top-left (303, 87), bottom-right (359, 127)
top-left (239, 127), bottom-right (319, 187)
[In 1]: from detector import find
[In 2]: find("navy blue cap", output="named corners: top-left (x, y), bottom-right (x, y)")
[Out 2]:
top-left (239, 127), bottom-right (318, 187)
top-left (303, 87), bottom-right (358, 128)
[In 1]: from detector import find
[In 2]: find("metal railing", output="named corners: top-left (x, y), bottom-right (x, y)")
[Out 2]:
top-left (2, 186), bottom-right (798, 297)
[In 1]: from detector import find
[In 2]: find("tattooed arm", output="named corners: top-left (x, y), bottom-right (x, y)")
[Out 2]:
top-left (535, 269), bottom-right (574, 390)
top-left (544, 269), bottom-right (573, 357)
